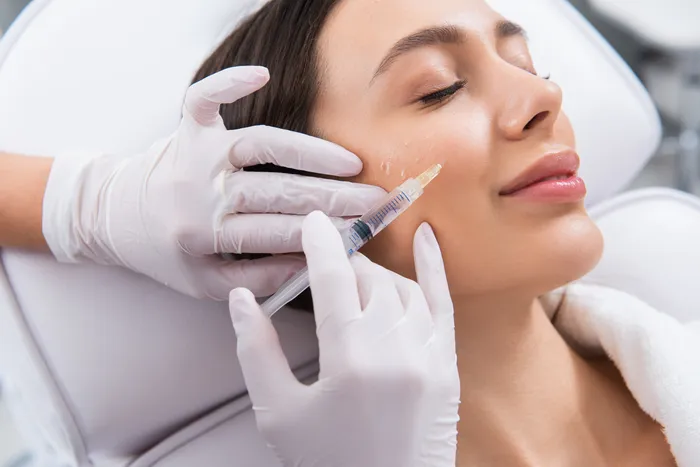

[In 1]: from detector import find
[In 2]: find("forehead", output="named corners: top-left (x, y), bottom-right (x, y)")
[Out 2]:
top-left (318, 0), bottom-right (503, 84)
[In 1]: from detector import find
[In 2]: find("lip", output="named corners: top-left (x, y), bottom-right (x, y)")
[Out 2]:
top-left (499, 151), bottom-right (585, 202)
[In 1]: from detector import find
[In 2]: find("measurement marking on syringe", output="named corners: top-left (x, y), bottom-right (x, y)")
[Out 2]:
top-left (367, 191), bottom-right (412, 229)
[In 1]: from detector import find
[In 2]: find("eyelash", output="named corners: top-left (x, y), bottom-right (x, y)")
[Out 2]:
top-left (418, 72), bottom-right (549, 106)
top-left (419, 80), bottom-right (467, 105)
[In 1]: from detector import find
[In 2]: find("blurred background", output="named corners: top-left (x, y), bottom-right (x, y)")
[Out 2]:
top-left (0, 0), bottom-right (698, 465)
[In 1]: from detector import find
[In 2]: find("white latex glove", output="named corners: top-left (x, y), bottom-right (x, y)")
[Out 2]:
top-left (229, 211), bottom-right (460, 467)
top-left (42, 66), bottom-right (384, 299)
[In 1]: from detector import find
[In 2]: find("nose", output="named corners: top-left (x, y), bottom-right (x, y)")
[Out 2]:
top-left (493, 68), bottom-right (563, 141)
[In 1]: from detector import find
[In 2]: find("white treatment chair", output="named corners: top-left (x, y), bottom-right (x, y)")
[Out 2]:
top-left (587, 0), bottom-right (700, 193)
top-left (0, 0), bottom-right (697, 465)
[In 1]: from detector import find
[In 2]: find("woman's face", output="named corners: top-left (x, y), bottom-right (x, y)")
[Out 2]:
top-left (313, 0), bottom-right (603, 299)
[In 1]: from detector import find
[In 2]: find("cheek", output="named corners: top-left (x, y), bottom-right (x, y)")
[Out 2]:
top-left (353, 112), bottom-right (493, 191)
top-left (354, 117), bottom-right (494, 279)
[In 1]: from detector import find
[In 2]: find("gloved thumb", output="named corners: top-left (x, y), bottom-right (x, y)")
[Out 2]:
top-left (229, 288), bottom-right (301, 406)
top-left (413, 223), bottom-right (456, 355)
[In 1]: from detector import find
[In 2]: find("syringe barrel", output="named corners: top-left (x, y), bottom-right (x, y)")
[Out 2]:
top-left (360, 179), bottom-right (422, 230)
top-left (261, 174), bottom-right (430, 318)
top-left (260, 267), bottom-right (310, 317)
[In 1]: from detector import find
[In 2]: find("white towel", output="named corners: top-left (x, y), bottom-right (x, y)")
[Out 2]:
top-left (542, 284), bottom-right (700, 466)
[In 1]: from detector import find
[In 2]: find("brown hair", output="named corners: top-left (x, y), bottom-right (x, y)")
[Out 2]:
top-left (193, 0), bottom-right (342, 135)
top-left (193, 0), bottom-right (344, 309)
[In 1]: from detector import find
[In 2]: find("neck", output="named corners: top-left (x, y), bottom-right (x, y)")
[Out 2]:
top-left (452, 291), bottom-right (656, 466)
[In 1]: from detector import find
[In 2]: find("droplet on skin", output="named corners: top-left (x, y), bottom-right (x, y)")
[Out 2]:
top-left (400, 169), bottom-right (406, 178)
top-left (380, 160), bottom-right (391, 175)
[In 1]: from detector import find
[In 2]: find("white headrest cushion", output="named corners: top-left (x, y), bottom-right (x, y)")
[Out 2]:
top-left (585, 188), bottom-right (700, 324)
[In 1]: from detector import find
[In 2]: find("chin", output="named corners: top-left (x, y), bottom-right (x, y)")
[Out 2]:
top-left (534, 212), bottom-right (604, 295)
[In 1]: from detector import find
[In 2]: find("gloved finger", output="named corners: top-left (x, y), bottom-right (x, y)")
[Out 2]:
top-left (350, 254), bottom-right (405, 328)
top-left (200, 255), bottom-right (306, 299)
top-left (225, 171), bottom-right (386, 217)
top-left (413, 223), bottom-right (455, 353)
top-left (392, 273), bottom-right (434, 342)
top-left (212, 214), bottom-right (349, 255)
top-left (303, 211), bottom-right (362, 341)
top-left (348, 254), bottom-right (375, 309)
top-left (229, 288), bottom-right (304, 408)
top-left (184, 66), bottom-right (270, 126)
top-left (226, 125), bottom-right (363, 177)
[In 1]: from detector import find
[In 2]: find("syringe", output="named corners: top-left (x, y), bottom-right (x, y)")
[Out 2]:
top-left (261, 163), bottom-right (442, 318)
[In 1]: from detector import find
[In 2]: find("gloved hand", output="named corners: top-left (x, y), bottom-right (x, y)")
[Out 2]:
top-left (229, 211), bottom-right (460, 467)
top-left (42, 66), bottom-right (384, 299)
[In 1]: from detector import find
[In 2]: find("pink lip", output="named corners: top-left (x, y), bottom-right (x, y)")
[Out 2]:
top-left (499, 151), bottom-right (586, 203)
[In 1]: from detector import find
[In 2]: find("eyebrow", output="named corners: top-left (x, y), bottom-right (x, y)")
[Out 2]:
top-left (371, 20), bottom-right (527, 84)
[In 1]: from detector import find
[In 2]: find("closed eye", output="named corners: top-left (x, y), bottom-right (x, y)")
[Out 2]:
top-left (419, 80), bottom-right (466, 105)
